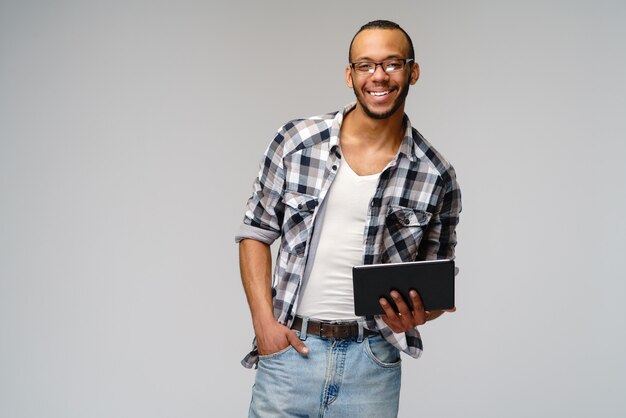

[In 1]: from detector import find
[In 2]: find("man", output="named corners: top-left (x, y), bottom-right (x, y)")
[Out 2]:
top-left (236, 20), bottom-right (461, 417)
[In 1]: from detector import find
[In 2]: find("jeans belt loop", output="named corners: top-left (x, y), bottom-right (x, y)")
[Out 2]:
top-left (356, 318), bottom-right (365, 342)
top-left (299, 316), bottom-right (308, 341)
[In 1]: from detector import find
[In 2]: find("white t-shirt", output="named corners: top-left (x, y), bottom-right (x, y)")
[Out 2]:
top-left (296, 159), bottom-right (380, 320)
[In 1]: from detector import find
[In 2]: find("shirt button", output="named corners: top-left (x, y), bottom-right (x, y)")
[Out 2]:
top-left (332, 165), bottom-right (338, 171)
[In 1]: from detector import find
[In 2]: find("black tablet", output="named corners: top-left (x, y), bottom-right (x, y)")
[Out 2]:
top-left (352, 259), bottom-right (455, 316)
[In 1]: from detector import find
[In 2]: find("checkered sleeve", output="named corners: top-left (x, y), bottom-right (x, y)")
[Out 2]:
top-left (235, 126), bottom-right (290, 245)
top-left (418, 165), bottom-right (462, 261)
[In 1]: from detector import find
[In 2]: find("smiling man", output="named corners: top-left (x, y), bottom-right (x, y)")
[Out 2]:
top-left (347, 26), bottom-right (416, 121)
top-left (236, 20), bottom-right (462, 417)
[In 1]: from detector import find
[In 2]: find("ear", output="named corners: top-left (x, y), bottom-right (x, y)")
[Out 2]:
top-left (409, 62), bottom-right (420, 85)
top-left (345, 65), bottom-right (354, 88)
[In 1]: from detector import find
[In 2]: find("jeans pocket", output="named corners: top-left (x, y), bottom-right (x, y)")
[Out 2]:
top-left (364, 336), bottom-right (402, 368)
top-left (258, 344), bottom-right (295, 360)
top-left (258, 330), bottom-right (301, 360)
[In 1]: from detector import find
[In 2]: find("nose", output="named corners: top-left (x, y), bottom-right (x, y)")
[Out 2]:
top-left (370, 64), bottom-right (389, 81)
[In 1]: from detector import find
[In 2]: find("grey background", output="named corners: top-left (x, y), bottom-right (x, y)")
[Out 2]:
top-left (1, 0), bottom-right (625, 417)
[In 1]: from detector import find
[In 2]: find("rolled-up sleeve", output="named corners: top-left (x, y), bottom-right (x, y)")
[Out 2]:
top-left (235, 224), bottom-right (280, 245)
top-left (235, 128), bottom-right (288, 245)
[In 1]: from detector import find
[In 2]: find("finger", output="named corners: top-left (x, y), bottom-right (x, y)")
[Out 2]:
top-left (390, 290), bottom-right (412, 319)
top-left (379, 297), bottom-right (399, 319)
top-left (390, 291), bottom-right (416, 328)
top-left (408, 289), bottom-right (424, 313)
top-left (409, 290), bottom-right (426, 325)
top-left (379, 298), bottom-right (404, 333)
top-left (286, 330), bottom-right (309, 356)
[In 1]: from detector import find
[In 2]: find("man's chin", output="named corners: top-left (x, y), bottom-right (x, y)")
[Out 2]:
top-left (366, 109), bottom-right (395, 119)
top-left (361, 103), bottom-right (402, 120)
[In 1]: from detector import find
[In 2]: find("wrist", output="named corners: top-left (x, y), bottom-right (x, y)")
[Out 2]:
top-left (252, 311), bottom-right (277, 334)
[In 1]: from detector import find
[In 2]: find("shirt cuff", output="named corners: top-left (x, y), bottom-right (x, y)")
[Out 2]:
top-left (235, 224), bottom-right (280, 245)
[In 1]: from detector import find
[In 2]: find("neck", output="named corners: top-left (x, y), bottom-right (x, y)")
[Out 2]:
top-left (342, 103), bottom-right (406, 150)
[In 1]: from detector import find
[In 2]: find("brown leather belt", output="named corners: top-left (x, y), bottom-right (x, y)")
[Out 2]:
top-left (291, 316), bottom-right (378, 339)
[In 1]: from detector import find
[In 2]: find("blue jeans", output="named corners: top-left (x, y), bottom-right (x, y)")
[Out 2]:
top-left (249, 319), bottom-right (402, 418)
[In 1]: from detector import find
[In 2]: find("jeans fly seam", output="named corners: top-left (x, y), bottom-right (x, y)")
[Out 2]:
top-left (320, 340), bottom-right (339, 417)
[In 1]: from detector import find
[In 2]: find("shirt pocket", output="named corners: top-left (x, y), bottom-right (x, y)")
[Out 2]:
top-left (381, 205), bottom-right (432, 263)
top-left (281, 191), bottom-right (319, 256)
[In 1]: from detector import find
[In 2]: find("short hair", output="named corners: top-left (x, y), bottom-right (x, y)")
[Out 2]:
top-left (348, 20), bottom-right (415, 62)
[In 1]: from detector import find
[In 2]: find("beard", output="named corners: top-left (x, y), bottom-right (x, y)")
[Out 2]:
top-left (353, 75), bottom-right (411, 120)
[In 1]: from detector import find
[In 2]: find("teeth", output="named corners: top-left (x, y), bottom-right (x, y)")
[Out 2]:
top-left (370, 91), bottom-right (389, 96)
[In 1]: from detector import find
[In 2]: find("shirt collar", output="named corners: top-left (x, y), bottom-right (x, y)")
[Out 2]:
top-left (398, 114), bottom-right (418, 163)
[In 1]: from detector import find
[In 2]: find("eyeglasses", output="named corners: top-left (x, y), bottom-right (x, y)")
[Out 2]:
top-left (349, 58), bottom-right (414, 74)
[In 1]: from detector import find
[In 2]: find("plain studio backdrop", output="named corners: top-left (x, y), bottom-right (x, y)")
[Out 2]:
top-left (1, 0), bottom-right (625, 417)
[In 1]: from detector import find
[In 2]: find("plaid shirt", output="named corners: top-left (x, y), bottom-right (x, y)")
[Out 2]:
top-left (236, 102), bottom-right (461, 368)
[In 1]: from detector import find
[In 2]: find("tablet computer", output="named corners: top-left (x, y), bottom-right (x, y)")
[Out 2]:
top-left (352, 259), bottom-right (455, 316)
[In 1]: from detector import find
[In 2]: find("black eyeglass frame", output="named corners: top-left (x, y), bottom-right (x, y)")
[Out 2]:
top-left (349, 58), bottom-right (415, 74)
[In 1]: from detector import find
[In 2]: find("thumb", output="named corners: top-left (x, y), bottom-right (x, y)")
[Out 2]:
top-left (287, 330), bottom-right (309, 356)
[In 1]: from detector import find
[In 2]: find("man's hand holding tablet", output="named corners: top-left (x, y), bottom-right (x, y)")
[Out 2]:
top-left (352, 259), bottom-right (456, 332)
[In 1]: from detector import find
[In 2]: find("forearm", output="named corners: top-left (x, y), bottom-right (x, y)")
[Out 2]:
top-left (239, 239), bottom-right (276, 332)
